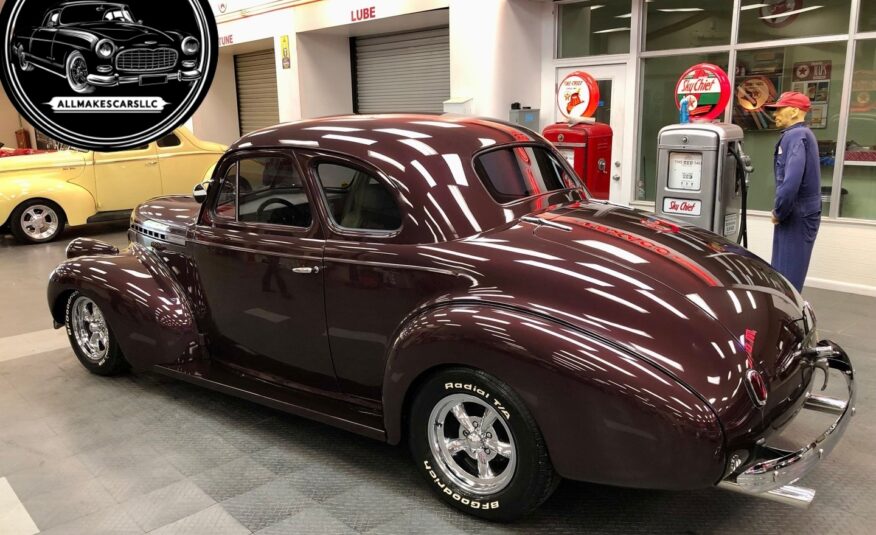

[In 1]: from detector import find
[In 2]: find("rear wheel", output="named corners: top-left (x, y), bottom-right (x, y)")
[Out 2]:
top-left (408, 367), bottom-right (559, 521)
top-left (65, 292), bottom-right (129, 376)
top-left (17, 45), bottom-right (33, 72)
top-left (10, 199), bottom-right (66, 244)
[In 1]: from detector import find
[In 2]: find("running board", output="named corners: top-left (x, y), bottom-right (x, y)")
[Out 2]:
top-left (87, 210), bottom-right (132, 224)
top-left (152, 361), bottom-right (386, 441)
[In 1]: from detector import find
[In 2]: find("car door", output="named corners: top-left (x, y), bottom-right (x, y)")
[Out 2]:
top-left (30, 11), bottom-right (60, 67)
top-left (92, 144), bottom-right (162, 212)
top-left (190, 150), bottom-right (336, 392)
top-left (155, 131), bottom-right (215, 195)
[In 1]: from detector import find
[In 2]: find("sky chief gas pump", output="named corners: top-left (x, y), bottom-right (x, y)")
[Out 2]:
top-left (543, 71), bottom-right (613, 200)
top-left (656, 64), bottom-right (753, 246)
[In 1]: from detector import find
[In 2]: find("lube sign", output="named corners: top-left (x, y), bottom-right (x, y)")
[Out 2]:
top-left (351, 6), bottom-right (376, 22)
top-left (675, 63), bottom-right (731, 121)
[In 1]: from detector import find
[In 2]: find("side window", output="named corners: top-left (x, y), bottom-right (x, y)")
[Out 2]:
top-left (474, 146), bottom-right (580, 204)
top-left (157, 133), bottom-right (181, 148)
top-left (214, 162), bottom-right (237, 219)
top-left (315, 163), bottom-right (401, 231)
top-left (237, 156), bottom-right (312, 228)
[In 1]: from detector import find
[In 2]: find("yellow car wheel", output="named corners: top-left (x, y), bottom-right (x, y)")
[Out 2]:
top-left (10, 199), bottom-right (66, 244)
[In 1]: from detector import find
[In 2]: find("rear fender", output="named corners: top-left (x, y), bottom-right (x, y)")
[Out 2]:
top-left (48, 241), bottom-right (199, 369)
top-left (383, 304), bottom-right (726, 490)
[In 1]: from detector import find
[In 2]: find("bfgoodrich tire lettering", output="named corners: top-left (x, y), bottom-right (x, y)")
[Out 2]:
top-left (409, 367), bottom-right (559, 521)
top-left (65, 291), bottom-right (129, 376)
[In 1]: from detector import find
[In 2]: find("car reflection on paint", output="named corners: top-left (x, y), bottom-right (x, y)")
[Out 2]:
top-left (47, 114), bottom-right (855, 521)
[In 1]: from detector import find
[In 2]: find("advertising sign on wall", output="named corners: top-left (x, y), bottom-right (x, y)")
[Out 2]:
top-left (791, 60), bottom-right (831, 129)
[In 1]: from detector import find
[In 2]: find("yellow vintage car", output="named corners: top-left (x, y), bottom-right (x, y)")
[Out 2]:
top-left (0, 127), bottom-right (225, 244)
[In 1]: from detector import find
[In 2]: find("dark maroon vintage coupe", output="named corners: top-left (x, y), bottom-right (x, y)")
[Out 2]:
top-left (47, 114), bottom-right (855, 520)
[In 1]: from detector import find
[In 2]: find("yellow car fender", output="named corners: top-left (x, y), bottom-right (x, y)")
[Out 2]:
top-left (0, 177), bottom-right (96, 227)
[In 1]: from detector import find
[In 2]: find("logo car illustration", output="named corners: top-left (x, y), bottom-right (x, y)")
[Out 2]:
top-left (12, 1), bottom-right (202, 95)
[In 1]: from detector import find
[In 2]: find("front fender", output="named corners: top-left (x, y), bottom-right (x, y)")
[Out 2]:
top-left (383, 304), bottom-right (726, 490)
top-left (48, 240), bottom-right (199, 370)
top-left (0, 176), bottom-right (95, 226)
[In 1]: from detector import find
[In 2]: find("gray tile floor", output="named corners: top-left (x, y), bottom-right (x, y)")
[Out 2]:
top-left (1, 225), bottom-right (875, 534)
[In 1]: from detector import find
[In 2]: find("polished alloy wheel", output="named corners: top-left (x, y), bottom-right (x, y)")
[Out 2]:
top-left (20, 204), bottom-right (60, 241)
top-left (71, 297), bottom-right (110, 362)
top-left (428, 393), bottom-right (517, 495)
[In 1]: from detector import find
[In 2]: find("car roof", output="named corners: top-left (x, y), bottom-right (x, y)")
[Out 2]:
top-left (229, 113), bottom-right (544, 186)
top-left (227, 114), bottom-right (558, 242)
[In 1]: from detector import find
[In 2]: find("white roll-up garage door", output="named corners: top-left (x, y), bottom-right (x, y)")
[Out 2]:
top-left (235, 49), bottom-right (280, 136)
top-left (354, 27), bottom-right (450, 114)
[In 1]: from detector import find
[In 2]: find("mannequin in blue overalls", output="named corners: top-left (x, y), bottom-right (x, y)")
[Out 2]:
top-left (764, 91), bottom-right (822, 293)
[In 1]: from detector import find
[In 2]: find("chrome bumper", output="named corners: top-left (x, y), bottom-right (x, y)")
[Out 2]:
top-left (87, 69), bottom-right (202, 87)
top-left (719, 341), bottom-right (855, 507)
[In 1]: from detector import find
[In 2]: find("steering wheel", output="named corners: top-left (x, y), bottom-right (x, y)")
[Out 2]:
top-left (255, 197), bottom-right (303, 226)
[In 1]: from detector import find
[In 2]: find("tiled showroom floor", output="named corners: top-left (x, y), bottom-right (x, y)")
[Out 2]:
top-left (1, 223), bottom-right (875, 534)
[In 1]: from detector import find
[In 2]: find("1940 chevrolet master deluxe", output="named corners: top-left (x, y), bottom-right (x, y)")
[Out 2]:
top-left (47, 114), bottom-right (855, 520)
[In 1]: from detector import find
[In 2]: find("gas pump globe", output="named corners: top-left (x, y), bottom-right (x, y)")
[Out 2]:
top-left (656, 63), bottom-right (753, 246)
top-left (543, 71), bottom-right (613, 200)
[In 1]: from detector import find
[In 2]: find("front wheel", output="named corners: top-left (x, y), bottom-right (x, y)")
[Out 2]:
top-left (408, 368), bottom-right (559, 521)
top-left (9, 199), bottom-right (66, 243)
top-left (65, 292), bottom-right (129, 376)
top-left (65, 51), bottom-right (95, 94)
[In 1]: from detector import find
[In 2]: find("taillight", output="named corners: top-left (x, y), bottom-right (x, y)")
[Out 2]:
top-left (745, 369), bottom-right (768, 407)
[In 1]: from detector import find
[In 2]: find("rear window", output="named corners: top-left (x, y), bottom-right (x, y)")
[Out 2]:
top-left (474, 146), bottom-right (581, 204)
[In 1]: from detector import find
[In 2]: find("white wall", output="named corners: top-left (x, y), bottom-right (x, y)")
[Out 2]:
top-left (746, 213), bottom-right (876, 297)
top-left (0, 89), bottom-right (24, 148)
top-left (192, 53), bottom-right (241, 145)
top-left (296, 32), bottom-right (353, 119)
top-left (448, 0), bottom-right (543, 120)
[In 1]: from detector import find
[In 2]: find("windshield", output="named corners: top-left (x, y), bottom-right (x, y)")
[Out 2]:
top-left (60, 5), bottom-right (135, 24)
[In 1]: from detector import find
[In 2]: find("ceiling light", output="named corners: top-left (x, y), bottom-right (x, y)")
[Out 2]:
top-left (760, 5), bottom-right (823, 19)
top-left (740, 3), bottom-right (769, 10)
top-left (590, 4), bottom-right (605, 11)
top-left (615, 12), bottom-right (631, 18)
top-left (657, 8), bottom-right (705, 12)
top-left (593, 27), bottom-right (631, 34)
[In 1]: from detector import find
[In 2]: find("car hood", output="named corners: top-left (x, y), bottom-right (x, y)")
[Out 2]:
top-left (0, 150), bottom-right (86, 175)
top-left (463, 200), bottom-right (811, 426)
top-left (61, 23), bottom-right (174, 44)
top-left (132, 195), bottom-right (200, 241)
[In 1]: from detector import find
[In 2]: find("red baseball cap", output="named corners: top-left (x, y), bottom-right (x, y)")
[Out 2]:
top-left (765, 91), bottom-right (811, 111)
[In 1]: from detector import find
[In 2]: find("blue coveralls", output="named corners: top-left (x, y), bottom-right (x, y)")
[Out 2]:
top-left (771, 122), bottom-right (822, 292)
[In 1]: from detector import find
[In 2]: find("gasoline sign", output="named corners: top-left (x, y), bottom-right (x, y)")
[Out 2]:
top-left (675, 63), bottom-right (731, 122)
top-left (557, 71), bottom-right (599, 119)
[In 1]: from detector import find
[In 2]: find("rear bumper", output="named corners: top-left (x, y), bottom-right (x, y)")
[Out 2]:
top-left (719, 341), bottom-right (855, 507)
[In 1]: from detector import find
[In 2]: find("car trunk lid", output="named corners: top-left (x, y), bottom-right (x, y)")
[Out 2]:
top-left (526, 201), bottom-right (810, 419)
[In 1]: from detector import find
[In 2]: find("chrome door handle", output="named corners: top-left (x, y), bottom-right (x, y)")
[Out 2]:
top-left (292, 266), bottom-right (320, 274)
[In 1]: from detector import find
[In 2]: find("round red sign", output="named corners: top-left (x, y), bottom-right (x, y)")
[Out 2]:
top-left (557, 71), bottom-right (599, 119)
top-left (675, 63), bottom-right (731, 122)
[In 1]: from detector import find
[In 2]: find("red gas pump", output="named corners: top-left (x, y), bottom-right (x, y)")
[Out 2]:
top-left (543, 71), bottom-right (613, 200)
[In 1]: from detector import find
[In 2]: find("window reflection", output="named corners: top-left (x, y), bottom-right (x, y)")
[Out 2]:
top-left (645, 1), bottom-right (733, 51)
